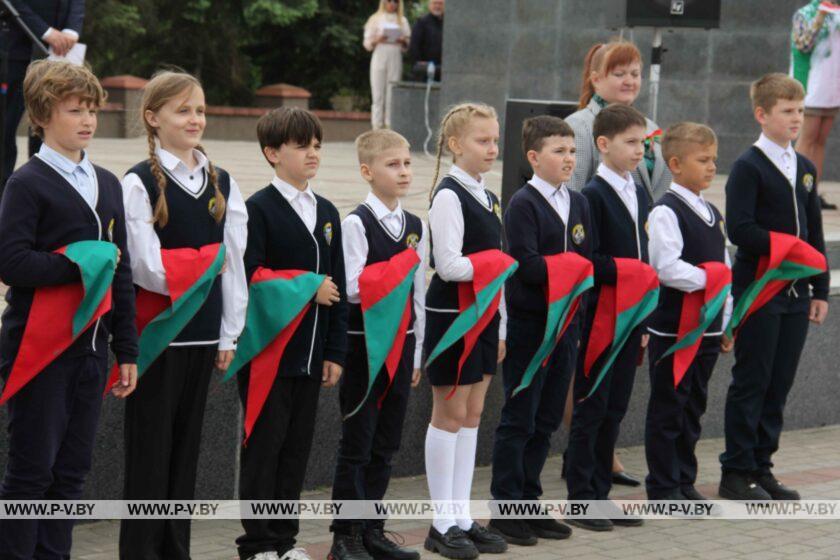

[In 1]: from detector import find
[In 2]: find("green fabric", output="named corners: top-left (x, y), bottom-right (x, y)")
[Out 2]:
top-left (661, 286), bottom-right (730, 359)
top-left (63, 241), bottom-right (119, 336)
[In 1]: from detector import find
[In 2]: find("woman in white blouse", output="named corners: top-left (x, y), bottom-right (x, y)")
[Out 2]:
top-left (364, 0), bottom-right (411, 129)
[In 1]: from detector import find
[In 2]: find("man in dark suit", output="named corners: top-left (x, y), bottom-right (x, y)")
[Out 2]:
top-left (1, 0), bottom-right (85, 187)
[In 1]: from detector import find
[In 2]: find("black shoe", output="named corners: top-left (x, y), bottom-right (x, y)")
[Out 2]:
top-left (612, 470), bottom-right (641, 487)
top-left (525, 517), bottom-right (572, 540)
top-left (423, 526), bottom-right (478, 560)
top-left (464, 522), bottom-right (508, 553)
top-left (487, 519), bottom-right (537, 546)
top-left (647, 489), bottom-right (686, 501)
top-left (718, 472), bottom-right (772, 501)
top-left (611, 516), bottom-right (644, 527)
top-left (681, 486), bottom-right (708, 501)
top-left (561, 450), bottom-right (568, 479)
top-left (820, 195), bottom-right (837, 210)
top-left (330, 531), bottom-right (374, 560)
top-left (363, 526), bottom-right (420, 560)
top-left (755, 473), bottom-right (801, 501)
top-left (567, 518), bottom-right (613, 532)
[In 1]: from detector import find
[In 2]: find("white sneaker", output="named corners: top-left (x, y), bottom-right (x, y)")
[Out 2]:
top-left (279, 548), bottom-right (312, 560)
top-left (246, 553), bottom-right (281, 560)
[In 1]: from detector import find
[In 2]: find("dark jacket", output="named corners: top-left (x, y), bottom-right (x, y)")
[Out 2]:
top-left (6, 0), bottom-right (85, 60)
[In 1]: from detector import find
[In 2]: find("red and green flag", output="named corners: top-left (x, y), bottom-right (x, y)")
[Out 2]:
top-left (346, 248), bottom-right (420, 419)
top-left (725, 232), bottom-right (827, 338)
top-left (582, 258), bottom-right (659, 399)
top-left (104, 243), bottom-right (226, 393)
top-left (222, 267), bottom-right (325, 444)
top-left (425, 249), bottom-right (518, 399)
top-left (512, 252), bottom-right (594, 397)
top-left (1, 240), bottom-right (118, 404)
top-left (658, 261), bottom-right (731, 388)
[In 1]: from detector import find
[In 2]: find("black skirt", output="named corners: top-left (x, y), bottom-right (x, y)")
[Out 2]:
top-left (424, 309), bottom-right (500, 387)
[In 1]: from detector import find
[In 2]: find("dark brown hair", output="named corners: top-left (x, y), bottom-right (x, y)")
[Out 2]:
top-left (522, 115), bottom-right (574, 154)
top-left (257, 107), bottom-right (323, 166)
top-left (579, 40), bottom-right (643, 109)
top-left (592, 103), bottom-right (646, 142)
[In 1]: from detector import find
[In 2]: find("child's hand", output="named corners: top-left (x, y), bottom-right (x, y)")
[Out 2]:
top-left (111, 363), bottom-right (138, 399)
top-left (411, 368), bottom-right (422, 387)
top-left (216, 350), bottom-right (234, 371)
top-left (809, 299), bottom-right (829, 325)
top-left (497, 340), bottom-right (506, 364)
top-left (720, 334), bottom-right (734, 354)
top-left (220, 256), bottom-right (228, 276)
top-left (322, 360), bottom-right (343, 387)
top-left (315, 276), bottom-right (340, 306)
top-left (641, 334), bottom-right (650, 349)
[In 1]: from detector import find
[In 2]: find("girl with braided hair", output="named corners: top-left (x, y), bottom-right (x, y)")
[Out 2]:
top-left (422, 102), bottom-right (510, 559)
top-left (119, 70), bottom-right (248, 560)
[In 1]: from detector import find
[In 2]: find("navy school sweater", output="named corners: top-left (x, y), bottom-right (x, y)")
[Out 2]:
top-left (504, 182), bottom-right (592, 322)
top-left (244, 185), bottom-right (348, 377)
top-left (0, 156), bottom-right (139, 378)
top-left (725, 147), bottom-right (828, 301)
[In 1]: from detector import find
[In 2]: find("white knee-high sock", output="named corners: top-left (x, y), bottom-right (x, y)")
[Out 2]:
top-left (453, 426), bottom-right (479, 530)
top-left (425, 424), bottom-right (458, 533)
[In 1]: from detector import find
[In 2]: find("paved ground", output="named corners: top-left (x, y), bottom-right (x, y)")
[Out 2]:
top-left (70, 425), bottom-right (840, 560)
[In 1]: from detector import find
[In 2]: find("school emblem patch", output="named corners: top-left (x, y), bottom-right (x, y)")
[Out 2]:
top-left (719, 220), bottom-right (727, 237)
top-left (493, 202), bottom-right (502, 220)
top-left (803, 173), bottom-right (815, 193)
top-left (107, 218), bottom-right (115, 242)
top-left (406, 233), bottom-right (420, 249)
top-left (323, 222), bottom-right (333, 245)
top-left (644, 220), bottom-right (649, 234)
top-left (208, 197), bottom-right (217, 216)
top-left (572, 223), bottom-right (586, 245)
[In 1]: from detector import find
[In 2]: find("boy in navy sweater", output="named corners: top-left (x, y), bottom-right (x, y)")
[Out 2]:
top-left (0, 60), bottom-right (138, 558)
top-left (566, 104), bottom-right (652, 531)
top-left (237, 107), bottom-right (347, 560)
top-left (720, 74), bottom-right (829, 501)
top-left (645, 123), bottom-right (732, 501)
top-left (488, 116), bottom-right (588, 545)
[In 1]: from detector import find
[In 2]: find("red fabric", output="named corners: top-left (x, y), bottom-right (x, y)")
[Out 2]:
top-left (541, 253), bottom-right (592, 366)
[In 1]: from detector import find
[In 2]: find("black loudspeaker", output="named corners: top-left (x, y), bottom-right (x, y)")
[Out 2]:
top-left (501, 99), bottom-right (578, 209)
top-left (605, 0), bottom-right (721, 29)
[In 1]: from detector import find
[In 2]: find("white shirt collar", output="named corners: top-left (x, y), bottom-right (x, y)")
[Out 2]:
top-left (449, 164), bottom-right (486, 194)
top-left (530, 174), bottom-right (569, 200)
top-left (38, 142), bottom-right (91, 175)
top-left (271, 175), bottom-right (316, 203)
top-left (597, 162), bottom-right (635, 192)
top-left (365, 191), bottom-right (402, 220)
top-left (755, 133), bottom-right (795, 162)
top-left (670, 182), bottom-right (706, 206)
top-left (156, 147), bottom-right (208, 174)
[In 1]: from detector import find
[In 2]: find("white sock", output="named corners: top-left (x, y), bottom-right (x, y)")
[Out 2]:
top-left (425, 424), bottom-right (458, 534)
top-left (453, 426), bottom-right (479, 530)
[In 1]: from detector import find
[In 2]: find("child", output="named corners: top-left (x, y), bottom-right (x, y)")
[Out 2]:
top-left (328, 129), bottom-right (425, 560)
top-left (645, 123), bottom-right (732, 501)
top-left (237, 107), bottom-right (347, 560)
top-left (0, 60), bottom-right (138, 558)
top-left (720, 73), bottom-right (829, 501)
top-left (488, 116), bottom-right (590, 545)
top-left (423, 102), bottom-right (511, 560)
top-left (566, 104), bottom-right (657, 531)
top-left (119, 70), bottom-right (248, 560)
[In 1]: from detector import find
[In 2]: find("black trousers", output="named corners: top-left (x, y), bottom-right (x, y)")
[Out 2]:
top-left (566, 325), bottom-right (643, 501)
top-left (644, 335), bottom-right (718, 498)
top-left (236, 369), bottom-right (321, 560)
top-left (720, 295), bottom-right (810, 475)
top-left (0, 352), bottom-right (107, 560)
top-left (490, 316), bottom-right (577, 501)
top-left (119, 345), bottom-right (217, 560)
top-left (1, 58), bottom-right (29, 189)
top-left (331, 335), bottom-right (414, 534)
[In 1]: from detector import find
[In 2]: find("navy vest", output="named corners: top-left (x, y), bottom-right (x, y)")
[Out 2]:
top-left (347, 203), bottom-right (423, 333)
top-left (128, 161), bottom-right (230, 344)
top-left (427, 176), bottom-right (502, 310)
top-left (648, 190), bottom-right (727, 335)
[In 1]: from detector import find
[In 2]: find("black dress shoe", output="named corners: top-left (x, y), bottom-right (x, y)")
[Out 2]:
top-left (612, 470), bottom-right (641, 487)
top-left (568, 518), bottom-right (613, 531)
top-left (647, 489), bottom-right (686, 501)
top-left (611, 516), bottom-right (644, 527)
top-left (424, 526), bottom-right (478, 560)
top-left (820, 195), bottom-right (837, 210)
top-left (329, 531), bottom-right (374, 560)
top-left (465, 522), bottom-right (508, 553)
top-left (487, 519), bottom-right (537, 546)
top-left (719, 472), bottom-right (771, 501)
top-left (755, 473), bottom-right (801, 501)
top-left (681, 486), bottom-right (709, 501)
top-left (525, 517), bottom-right (572, 540)
top-left (363, 526), bottom-right (420, 560)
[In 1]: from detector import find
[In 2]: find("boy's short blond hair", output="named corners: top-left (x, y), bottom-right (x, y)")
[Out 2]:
top-left (750, 73), bottom-right (805, 112)
top-left (23, 60), bottom-right (106, 138)
top-left (355, 129), bottom-right (410, 165)
top-left (662, 122), bottom-right (718, 163)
